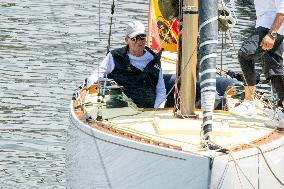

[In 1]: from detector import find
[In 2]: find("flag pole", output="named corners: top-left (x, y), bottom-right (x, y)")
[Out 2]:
top-left (147, 0), bottom-right (153, 47)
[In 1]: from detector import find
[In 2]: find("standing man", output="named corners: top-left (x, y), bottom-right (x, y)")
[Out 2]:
top-left (87, 20), bottom-right (166, 108)
top-left (231, 0), bottom-right (284, 122)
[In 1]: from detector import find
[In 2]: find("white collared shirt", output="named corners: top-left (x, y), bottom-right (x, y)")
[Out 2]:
top-left (254, 0), bottom-right (284, 35)
top-left (87, 50), bottom-right (166, 108)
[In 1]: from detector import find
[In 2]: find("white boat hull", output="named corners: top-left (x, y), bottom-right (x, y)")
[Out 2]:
top-left (67, 98), bottom-right (284, 189)
top-left (67, 106), bottom-right (211, 189)
top-left (210, 137), bottom-right (284, 189)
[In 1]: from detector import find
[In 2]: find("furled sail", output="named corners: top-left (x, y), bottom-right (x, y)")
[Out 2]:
top-left (199, 0), bottom-right (218, 144)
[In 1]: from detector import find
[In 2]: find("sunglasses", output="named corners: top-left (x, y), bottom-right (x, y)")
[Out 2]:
top-left (129, 34), bottom-right (146, 42)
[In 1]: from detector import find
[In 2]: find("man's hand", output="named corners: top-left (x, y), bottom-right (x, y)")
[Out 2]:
top-left (261, 12), bottom-right (284, 51)
top-left (260, 34), bottom-right (276, 50)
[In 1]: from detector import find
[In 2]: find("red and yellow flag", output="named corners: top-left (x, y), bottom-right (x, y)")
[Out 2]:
top-left (150, 0), bottom-right (179, 52)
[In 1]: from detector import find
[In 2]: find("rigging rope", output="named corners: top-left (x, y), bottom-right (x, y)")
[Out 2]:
top-left (98, 0), bottom-right (101, 38)
top-left (174, 0), bottom-right (183, 110)
top-left (256, 145), bottom-right (284, 186)
top-left (228, 152), bottom-right (256, 189)
top-left (154, 45), bottom-right (199, 111)
top-left (211, 139), bottom-right (284, 188)
top-left (106, 0), bottom-right (116, 54)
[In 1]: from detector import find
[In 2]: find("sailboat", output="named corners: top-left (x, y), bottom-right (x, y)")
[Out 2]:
top-left (67, 0), bottom-right (284, 188)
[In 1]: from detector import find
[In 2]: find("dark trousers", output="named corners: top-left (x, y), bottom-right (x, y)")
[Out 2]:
top-left (163, 74), bottom-right (241, 108)
top-left (238, 26), bottom-right (284, 101)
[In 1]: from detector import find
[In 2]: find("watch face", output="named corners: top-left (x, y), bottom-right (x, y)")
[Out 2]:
top-left (270, 32), bottom-right (277, 38)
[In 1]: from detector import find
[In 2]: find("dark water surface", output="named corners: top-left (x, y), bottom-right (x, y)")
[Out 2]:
top-left (0, 1), bottom-right (255, 188)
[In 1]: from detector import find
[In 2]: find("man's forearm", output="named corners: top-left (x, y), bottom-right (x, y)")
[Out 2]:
top-left (270, 13), bottom-right (284, 32)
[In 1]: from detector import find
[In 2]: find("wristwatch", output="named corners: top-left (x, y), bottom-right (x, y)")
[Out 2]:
top-left (268, 30), bottom-right (277, 39)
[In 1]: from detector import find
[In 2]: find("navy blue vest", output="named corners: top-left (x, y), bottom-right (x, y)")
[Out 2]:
top-left (108, 46), bottom-right (161, 108)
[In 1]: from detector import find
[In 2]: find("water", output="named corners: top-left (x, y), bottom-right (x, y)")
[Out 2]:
top-left (0, 1), bottom-right (256, 188)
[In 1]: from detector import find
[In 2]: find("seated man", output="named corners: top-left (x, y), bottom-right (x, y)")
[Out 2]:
top-left (87, 20), bottom-right (166, 108)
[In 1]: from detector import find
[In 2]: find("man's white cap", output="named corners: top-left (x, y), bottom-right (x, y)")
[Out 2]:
top-left (126, 20), bottom-right (146, 38)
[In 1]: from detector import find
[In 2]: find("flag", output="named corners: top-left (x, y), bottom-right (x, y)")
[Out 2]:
top-left (150, 0), bottom-right (179, 52)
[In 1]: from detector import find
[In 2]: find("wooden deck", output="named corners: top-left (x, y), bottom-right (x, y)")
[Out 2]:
top-left (74, 92), bottom-right (284, 156)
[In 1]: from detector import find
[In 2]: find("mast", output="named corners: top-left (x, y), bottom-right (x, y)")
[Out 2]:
top-left (199, 0), bottom-right (218, 145)
top-left (180, 0), bottom-right (198, 116)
